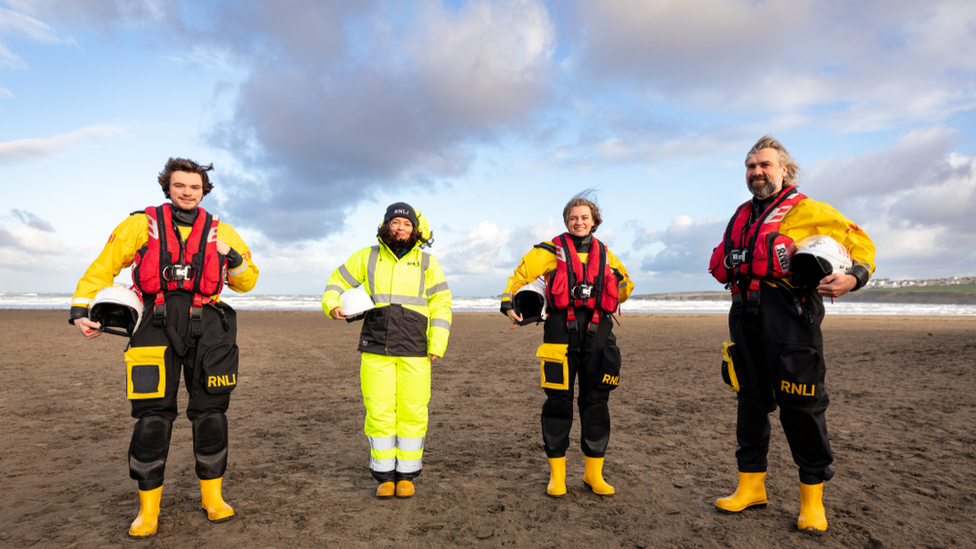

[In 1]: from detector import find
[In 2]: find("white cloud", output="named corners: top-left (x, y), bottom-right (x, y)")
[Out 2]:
top-left (0, 6), bottom-right (72, 44)
top-left (213, 0), bottom-right (558, 242)
top-left (632, 215), bottom-right (725, 275)
top-left (0, 87), bottom-right (11, 98)
top-left (569, 0), bottom-right (976, 130)
top-left (409, 0), bottom-right (555, 125)
top-left (10, 209), bottom-right (54, 232)
top-left (0, 125), bottom-right (129, 164)
top-left (0, 41), bottom-right (24, 69)
top-left (439, 221), bottom-right (512, 275)
top-left (4, 0), bottom-right (171, 29)
top-left (0, 225), bottom-right (99, 286)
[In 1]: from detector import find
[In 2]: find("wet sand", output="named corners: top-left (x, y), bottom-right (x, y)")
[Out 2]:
top-left (1, 310), bottom-right (974, 548)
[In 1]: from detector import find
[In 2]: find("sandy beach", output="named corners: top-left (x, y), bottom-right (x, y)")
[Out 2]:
top-left (1, 310), bottom-right (974, 548)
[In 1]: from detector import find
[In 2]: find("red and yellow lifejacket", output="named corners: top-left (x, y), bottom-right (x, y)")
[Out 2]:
top-left (131, 204), bottom-right (226, 323)
top-left (547, 233), bottom-right (619, 336)
top-left (708, 187), bottom-right (806, 312)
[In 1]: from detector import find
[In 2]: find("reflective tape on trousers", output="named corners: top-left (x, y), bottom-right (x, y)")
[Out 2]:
top-left (396, 458), bottom-right (422, 473)
top-left (397, 436), bottom-right (425, 452)
top-left (368, 435), bottom-right (396, 451)
top-left (370, 456), bottom-right (396, 472)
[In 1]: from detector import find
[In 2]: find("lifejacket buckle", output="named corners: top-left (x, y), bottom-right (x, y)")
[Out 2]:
top-left (571, 283), bottom-right (594, 300)
top-left (163, 265), bottom-right (195, 281)
top-left (567, 319), bottom-right (578, 334)
top-left (727, 249), bottom-right (748, 267)
top-left (586, 322), bottom-right (598, 337)
top-left (189, 306), bottom-right (203, 321)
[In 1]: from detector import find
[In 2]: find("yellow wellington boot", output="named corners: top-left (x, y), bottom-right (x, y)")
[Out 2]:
top-left (200, 478), bottom-right (234, 523)
top-left (583, 456), bottom-right (614, 497)
top-left (128, 487), bottom-right (162, 538)
top-left (547, 457), bottom-right (567, 498)
top-left (395, 480), bottom-right (415, 498)
top-left (375, 482), bottom-right (395, 499)
top-left (797, 482), bottom-right (828, 534)
top-left (715, 472), bottom-right (767, 513)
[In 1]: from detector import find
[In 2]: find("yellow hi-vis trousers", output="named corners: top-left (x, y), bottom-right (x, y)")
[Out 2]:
top-left (360, 352), bottom-right (431, 482)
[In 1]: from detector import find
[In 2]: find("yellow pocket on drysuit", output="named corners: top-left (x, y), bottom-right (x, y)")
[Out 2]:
top-left (537, 343), bottom-right (569, 390)
top-left (721, 341), bottom-right (739, 392)
top-left (124, 346), bottom-right (167, 399)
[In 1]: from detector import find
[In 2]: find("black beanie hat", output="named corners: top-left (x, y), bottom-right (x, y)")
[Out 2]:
top-left (384, 202), bottom-right (418, 227)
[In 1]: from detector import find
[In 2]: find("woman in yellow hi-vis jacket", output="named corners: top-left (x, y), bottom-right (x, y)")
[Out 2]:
top-left (501, 194), bottom-right (633, 498)
top-left (323, 203), bottom-right (452, 499)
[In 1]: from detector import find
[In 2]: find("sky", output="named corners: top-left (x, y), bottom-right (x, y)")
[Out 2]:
top-left (2, 0), bottom-right (976, 298)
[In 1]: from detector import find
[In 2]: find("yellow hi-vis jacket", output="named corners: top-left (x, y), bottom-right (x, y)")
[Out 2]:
top-left (322, 209), bottom-right (452, 358)
top-left (69, 208), bottom-right (259, 321)
top-left (500, 235), bottom-right (634, 313)
top-left (776, 198), bottom-right (876, 283)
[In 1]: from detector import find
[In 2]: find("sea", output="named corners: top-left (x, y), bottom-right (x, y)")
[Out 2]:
top-left (3, 292), bottom-right (975, 316)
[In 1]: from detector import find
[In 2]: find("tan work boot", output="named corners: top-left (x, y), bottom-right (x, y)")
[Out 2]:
top-left (395, 480), bottom-right (415, 498)
top-left (797, 482), bottom-right (827, 534)
top-left (200, 478), bottom-right (234, 522)
top-left (547, 457), bottom-right (567, 498)
top-left (375, 482), bottom-right (395, 499)
top-left (128, 486), bottom-right (162, 538)
top-left (715, 472), bottom-right (767, 513)
top-left (583, 456), bottom-right (614, 496)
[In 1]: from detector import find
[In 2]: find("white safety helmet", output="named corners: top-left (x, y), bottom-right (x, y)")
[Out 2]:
top-left (790, 235), bottom-right (853, 287)
top-left (89, 284), bottom-right (144, 337)
top-left (513, 278), bottom-right (548, 326)
top-left (339, 286), bottom-right (376, 317)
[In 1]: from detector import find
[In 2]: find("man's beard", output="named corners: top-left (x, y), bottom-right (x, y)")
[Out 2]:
top-left (379, 224), bottom-right (420, 254)
top-left (748, 173), bottom-right (781, 199)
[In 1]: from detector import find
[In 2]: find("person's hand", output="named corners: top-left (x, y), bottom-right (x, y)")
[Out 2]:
top-left (74, 317), bottom-right (103, 339)
top-left (429, 354), bottom-right (440, 361)
top-left (506, 309), bottom-right (523, 325)
top-left (215, 239), bottom-right (231, 255)
top-left (330, 307), bottom-right (347, 320)
top-left (818, 273), bottom-right (857, 298)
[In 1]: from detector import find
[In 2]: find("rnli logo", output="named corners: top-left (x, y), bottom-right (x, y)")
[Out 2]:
top-left (780, 380), bottom-right (814, 396)
top-left (208, 227), bottom-right (218, 243)
top-left (602, 374), bottom-right (619, 386)
top-left (775, 243), bottom-right (791, 272)
top-left (393, 208), bottom-right (411, 216)
top-left (407, 260), bottom-right (420, 267)
top-left (208, 374), bottom-right (237, 388)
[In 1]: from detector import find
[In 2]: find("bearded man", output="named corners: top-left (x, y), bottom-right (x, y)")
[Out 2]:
top-left (708, 136), bottom-right (876, 533)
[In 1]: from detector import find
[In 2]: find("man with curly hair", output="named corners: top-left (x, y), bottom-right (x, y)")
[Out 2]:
top-left (70, 157), bottom-right (259, 537)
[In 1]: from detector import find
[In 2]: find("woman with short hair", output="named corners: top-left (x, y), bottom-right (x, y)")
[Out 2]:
top-left (501, 193), bottom-right (633, 497)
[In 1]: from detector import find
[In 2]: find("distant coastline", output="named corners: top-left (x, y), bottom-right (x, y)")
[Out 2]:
top-left (632, 278), bottom-right (976, 305)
